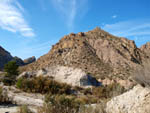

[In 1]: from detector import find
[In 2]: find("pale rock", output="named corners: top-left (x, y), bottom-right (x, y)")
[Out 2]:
top-left (106, 85), bottom-right (150, 113)
top-left (36, 68), bottom-right (47, 77)
top-left (45, 66), bottom-right (101, 87)
top-left (19, 66), bottom-right (101, 87)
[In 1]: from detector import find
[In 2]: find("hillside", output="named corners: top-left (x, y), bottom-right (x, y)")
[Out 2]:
top-left (21, 27), bottom-right (149, 79)
top-left (0, 46), bottom-right (13, 69)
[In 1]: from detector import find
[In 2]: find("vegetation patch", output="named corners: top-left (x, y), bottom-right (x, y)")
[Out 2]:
top-left (16, 76), bottom-right (72, 94)
top-left (2, 61), bottom-right (19, 86)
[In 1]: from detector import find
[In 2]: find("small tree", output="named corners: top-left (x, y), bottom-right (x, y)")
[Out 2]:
top-left (4, 61), bottom-right (19, 77)
top-left (3, 61), bottom-right (19, 85)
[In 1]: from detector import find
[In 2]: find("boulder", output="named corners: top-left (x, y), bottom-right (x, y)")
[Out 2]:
top-left (106, 85), bottom-right (150, 113)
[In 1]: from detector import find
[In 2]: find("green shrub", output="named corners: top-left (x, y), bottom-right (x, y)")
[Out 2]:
top-left (16, 76), bottom-right (72, 94)
top-left (16, 77), bottom-right (24, 89)
top-left (2, 61), bottom-right (19, 86)
top-left (4, 61), bottom-right (19, 77)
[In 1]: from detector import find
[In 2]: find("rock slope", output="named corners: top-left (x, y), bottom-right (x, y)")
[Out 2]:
top-left (22, 27), bottom-right (149, 80)
top-left (106, 85), bottom-right (150, 113)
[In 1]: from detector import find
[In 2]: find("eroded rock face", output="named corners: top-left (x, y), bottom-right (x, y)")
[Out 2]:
top-left (85, 28), bottom-right (145, 74)
top-left (106, 85), bottom-right (150, 113)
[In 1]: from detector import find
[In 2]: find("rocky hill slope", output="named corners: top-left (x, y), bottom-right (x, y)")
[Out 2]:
top-left (21, 27), bottom-right (149, 80)
top-left (0, 46), bottom-right (13, 69)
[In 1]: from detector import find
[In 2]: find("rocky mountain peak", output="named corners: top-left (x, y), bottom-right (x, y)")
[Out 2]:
top-left (21, 28), bottom-right (149, 80)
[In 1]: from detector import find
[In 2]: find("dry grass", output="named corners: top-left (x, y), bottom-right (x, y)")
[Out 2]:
top-left (17, 105), bottom-right (32, 113)
top-left (133, 60), bottom-right (150, 87)
top-left (37, 93), bottom-right (108, 113)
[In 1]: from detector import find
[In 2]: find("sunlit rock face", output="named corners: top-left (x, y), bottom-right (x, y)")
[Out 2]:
top-left (106, 85), bottom-right (150, 113)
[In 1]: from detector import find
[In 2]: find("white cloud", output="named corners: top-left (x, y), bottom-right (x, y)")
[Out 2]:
top-left (103, 20), bottom-right (150, 37)
top-left (112, 15), bottom-right (117, 19)
top-left (51, 0), bottom-right (88, 29)
top-left (102, 19), bottom-right (150, 46)
top-left (0, 0), bottom-right (35, 37)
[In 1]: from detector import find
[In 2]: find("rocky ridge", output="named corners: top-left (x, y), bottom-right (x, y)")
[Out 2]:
top-left (0, 46), bottom-right (36, 70)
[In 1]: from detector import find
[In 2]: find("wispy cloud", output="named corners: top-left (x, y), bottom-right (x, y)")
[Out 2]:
top-left (51, 0), bottom-right (88, 29)
top-left (102, 19), bottom-right (150, 46)
top-left (0, 0), bottom-right (35, 37)
top-left (112, 15), bottom-right (117, 19)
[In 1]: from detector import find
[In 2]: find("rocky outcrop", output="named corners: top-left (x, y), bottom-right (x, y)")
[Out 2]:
top-left (0, 46), bottom-right (13, 69)
top-left (106, 85), bottom-right (150, 113)
top-left (23, 56), bottom-right (36, 65)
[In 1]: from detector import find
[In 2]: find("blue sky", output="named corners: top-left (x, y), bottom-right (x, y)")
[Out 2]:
top-left (0, 0), bottom-right (150, 59)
